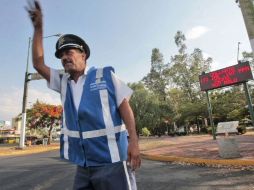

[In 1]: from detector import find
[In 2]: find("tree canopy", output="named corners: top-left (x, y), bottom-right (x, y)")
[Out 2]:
top-left (26, 101), bottom-right (62, 144)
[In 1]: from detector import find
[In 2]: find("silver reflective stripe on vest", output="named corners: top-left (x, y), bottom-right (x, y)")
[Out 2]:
top-left (100, 89), bottom-right (121, 163)
top-left (60, 74), bottom-right (69, 160)
top-left (96, 68), bottom-right (103, 83)
top-left (61, 124), bottom-right (126, 139)
top-left (82, 124), bottom-right (126, 138)
top-left (61, 128), bottom-right (80, 138)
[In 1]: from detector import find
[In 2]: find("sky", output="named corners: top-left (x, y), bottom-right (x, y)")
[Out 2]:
top-left (0, 0), bottom-right (252, 122)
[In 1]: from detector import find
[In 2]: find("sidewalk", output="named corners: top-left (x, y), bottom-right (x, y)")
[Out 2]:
top-left (140, 132), bottom-right (254, 167)
top-left (0, 143), bottom-right (59, 156)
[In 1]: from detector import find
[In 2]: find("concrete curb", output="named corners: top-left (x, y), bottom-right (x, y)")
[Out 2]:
top-left (0, 146), bottom-right (59, 157)
top-left (141, 153), bottom-right (254, 167)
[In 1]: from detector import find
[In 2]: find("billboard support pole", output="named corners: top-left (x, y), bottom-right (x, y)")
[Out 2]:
top-left (206, 90), bottom-right (216, 140)
top-left (243, 82), bottom-right (254, 126)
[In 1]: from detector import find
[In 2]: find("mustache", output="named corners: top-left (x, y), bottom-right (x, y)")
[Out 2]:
top-left (62, 59), bottom-right (73, 66)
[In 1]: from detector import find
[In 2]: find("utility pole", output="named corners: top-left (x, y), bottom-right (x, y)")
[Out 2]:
top-left (19, 34), bottom-right (61, 149)
top-left (19, 37), bottom-right (31, 148)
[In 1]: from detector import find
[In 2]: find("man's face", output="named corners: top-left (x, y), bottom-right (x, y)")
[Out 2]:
top-left (60, 48), bottom-right (86, 74)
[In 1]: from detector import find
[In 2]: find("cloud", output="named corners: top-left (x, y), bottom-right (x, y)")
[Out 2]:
top-left (0, 87), bottom-right (22, 122)
top-left (0, 87), bottom-right (61, 122)
top-left (27, 88), bottom-right (61, 107)
top-left (186, 26), bottom-right (210, 40)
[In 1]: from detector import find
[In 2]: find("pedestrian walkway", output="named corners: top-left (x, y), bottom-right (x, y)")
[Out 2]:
top-left (140, 132), bottom-right (254, 167)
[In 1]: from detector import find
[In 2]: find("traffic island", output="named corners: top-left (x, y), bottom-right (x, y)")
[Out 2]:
top-left (141, 153), bottom-right (254, 168)
top-left (139, 133), bottom-right (254, 168)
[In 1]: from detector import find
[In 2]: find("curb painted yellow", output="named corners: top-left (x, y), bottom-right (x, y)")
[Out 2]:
top-left (141, 153), bottom-right (254, 166)
top-left (0, 146), bottom-right (59, 156)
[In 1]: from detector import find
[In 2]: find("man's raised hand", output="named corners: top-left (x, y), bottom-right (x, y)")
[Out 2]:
top-left (25, 0), bottom-right (43, 29)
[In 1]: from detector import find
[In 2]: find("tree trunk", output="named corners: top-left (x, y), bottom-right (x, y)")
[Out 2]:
top-left (48, 126), bottom-right (53, 145)
top-left (196, 116), bottom-right (200, 133)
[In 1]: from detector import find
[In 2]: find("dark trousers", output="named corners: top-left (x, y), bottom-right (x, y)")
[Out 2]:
top-left (73, 161), bottom-right (137, 190)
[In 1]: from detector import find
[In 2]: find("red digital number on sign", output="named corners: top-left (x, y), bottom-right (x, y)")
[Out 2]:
top-left (199, 61), bottom-right (253, 91)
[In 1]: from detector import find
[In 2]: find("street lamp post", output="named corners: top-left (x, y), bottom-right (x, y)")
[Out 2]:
top-left (19, 37), bottom-right (31, 148)
top-left (19, 34), bottom-right (61, 148)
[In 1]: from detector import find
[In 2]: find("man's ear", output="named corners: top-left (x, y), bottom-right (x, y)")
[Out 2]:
top-left (82, 52), bottom-right (87, 65)
top-left (82, 52), bottom-right (86, 60)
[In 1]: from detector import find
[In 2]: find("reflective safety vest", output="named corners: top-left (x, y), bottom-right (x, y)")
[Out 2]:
top-left (59, 66), bottom-right (128, 167)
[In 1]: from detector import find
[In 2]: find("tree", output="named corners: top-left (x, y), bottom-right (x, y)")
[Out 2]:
top-left (242, 51), bottom-right (254, 66)
top-left (163, 31), bottom-right (213, 128)
top-left (167, 88), bottom-right (184, 122)
top-left (129, 82), bottom-right (159, 133)
top-left (26, 101), bottom-right (62, 144)
top-left (142, 48), bottom-right (167, 99)
top-left (129, 82), bottom-right (173, 136)
top-left (166, 31), bottom-right (212, 103)
top-left (211, 88), bottom-right (246, 123)
top-left (139, 31), bottom-right (213, 132)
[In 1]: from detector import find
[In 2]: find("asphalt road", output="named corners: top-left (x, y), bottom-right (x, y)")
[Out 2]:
top-left (1, 150), bottom-right (254, 190)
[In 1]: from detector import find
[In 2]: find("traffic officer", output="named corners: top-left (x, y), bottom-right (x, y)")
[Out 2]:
top-left (26, 1), bottom-right (141, 190)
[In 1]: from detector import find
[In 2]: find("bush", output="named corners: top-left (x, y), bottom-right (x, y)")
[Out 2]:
top-left (168, 131), bottom-right (175, 137)
top-left (200, 127), bottom-right (208, 134)
top-left (237, 125), bottom-right (246, 134)
top-left (207, 126), bottom-right (217, 135)
top-left (142, 127), bottom-right (151, 137)
top-left (150, 126), bottom-right (165, 137)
